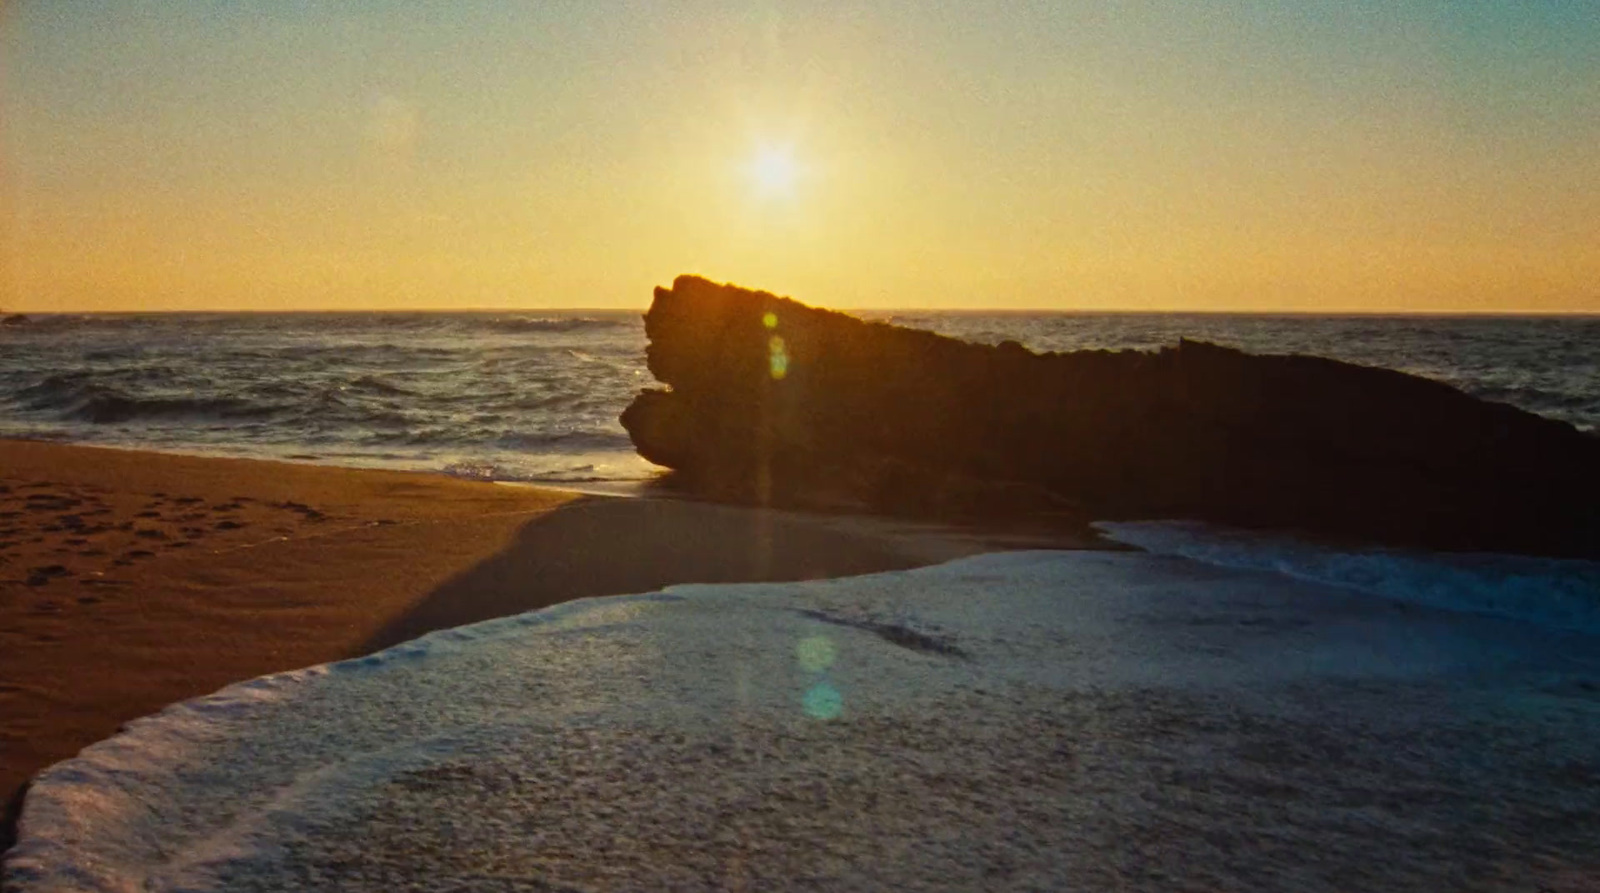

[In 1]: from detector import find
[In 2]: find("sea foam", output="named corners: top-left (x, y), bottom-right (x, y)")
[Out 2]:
top-left (1095, 520), bottom-right (1600, 635)
top-left (7, 551), bottom-right (1598, 891)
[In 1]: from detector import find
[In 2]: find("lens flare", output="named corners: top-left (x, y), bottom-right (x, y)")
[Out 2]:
top-left (802, 682), bottom-right (843, 720)
top-left (768, 335), bottom-right (788, 380)
top-left (796, 635), bottom-right (836, 672)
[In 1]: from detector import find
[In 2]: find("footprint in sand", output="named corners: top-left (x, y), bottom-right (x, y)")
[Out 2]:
top-left (134, 529), bottom-right (168, 540)
top-left (25, 495), bottom-right (82, 512)
top-left (214, 520), bottom-right (246, 530)
top-left (135, 510), bottom-right (162, 519)
top-left (25, 565), bottom-right (73, 586)
top-left (113, 550), bottom-right (157, 566)
top-left (275, 501), bottom-right (328, 522)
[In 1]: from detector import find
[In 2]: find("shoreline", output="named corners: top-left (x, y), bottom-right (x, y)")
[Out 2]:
top-left (0, 432), bottom-right (667, 490)
top-left (14, 545), bottom-right (1599, 888)
top-left (0, 439), bottom-right (1100, 852)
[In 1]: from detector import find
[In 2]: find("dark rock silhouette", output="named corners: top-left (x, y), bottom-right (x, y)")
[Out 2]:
top-left (622, 276), bottom-right (1600, 557)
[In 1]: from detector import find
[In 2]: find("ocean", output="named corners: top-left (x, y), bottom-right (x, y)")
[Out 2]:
top-left (5, 311), bottom-right (1600, 890)
top-left (2, 311), bottom-right (1596, 486)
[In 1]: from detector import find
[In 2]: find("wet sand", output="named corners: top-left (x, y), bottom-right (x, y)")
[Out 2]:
top-left (0, 440), bottom-right (1098, 844)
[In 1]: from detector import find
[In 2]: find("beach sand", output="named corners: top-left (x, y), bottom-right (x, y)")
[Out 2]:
top-left (0, 440), bottom-right (1096, 842)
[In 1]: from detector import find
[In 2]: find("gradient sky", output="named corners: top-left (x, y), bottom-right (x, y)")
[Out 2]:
top-left (3, 1), bottom-right (1597, 311)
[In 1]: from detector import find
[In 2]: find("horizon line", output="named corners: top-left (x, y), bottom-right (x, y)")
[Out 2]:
top-left (7, 306), bottom-right (1599, 317)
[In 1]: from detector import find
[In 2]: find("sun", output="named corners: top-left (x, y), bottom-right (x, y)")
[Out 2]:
top-left (745, 145), bottom-right (800, 199)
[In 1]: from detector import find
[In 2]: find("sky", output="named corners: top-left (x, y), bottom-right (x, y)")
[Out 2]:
top-left (2, 1), bottom-right (1597, 312)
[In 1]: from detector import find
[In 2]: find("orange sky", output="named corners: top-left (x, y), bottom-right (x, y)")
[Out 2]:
top-left (3, 3), bottom-right (1597, 312)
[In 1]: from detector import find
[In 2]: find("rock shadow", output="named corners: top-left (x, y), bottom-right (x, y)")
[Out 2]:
top-left (359, 496), bottom-right (934, 655)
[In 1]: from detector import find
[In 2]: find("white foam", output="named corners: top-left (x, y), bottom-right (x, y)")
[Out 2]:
top-left (7, 552), bottom-right (1599, 891)
top-left (1095, 520), bottom-right (1600, 635)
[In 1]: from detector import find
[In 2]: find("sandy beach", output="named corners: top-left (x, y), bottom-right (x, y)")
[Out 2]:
top-left (0, 439), bottom-right (1096, 845)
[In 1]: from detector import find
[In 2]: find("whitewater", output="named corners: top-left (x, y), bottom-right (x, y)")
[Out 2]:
top-left (1, 312), bottom-right (1595, 486)
top-left (7, 548), bottom-right (1599, 891)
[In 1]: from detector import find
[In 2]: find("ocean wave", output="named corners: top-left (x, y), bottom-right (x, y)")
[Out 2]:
top-left (2, 311), bottom-right (1594, 492)
top-left (16, 369), bottom-right (172, 398)
top-left (81, 347), bottom-right (144, 362)
top-left (0, 313), bottom-right (100, 332)
top-left (437, 460), bottom-right (616, 483)
top-left (344, 374), bottom-right (417, 397)
top-left (491, 430), bottom-right (633, 452)
top-left (70, 392), bottom-right (284, 424)
top-left (1470, 384), bottom-right (1598, 413)
top-left (9, 375), bottom-right (282, 425)
top-left (508, 393), bottom-right (574, 411)
top-left (482, 316), bottom-right (628, 334)
top-left (1095, 520), bottom-right (1600, 636)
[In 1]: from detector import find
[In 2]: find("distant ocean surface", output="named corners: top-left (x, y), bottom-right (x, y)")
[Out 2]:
top-left (1, 311), bottom-right (1596, 484)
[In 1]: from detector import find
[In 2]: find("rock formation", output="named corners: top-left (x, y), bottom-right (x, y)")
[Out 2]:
top-left (622, 276), bottom-right (1600, 557)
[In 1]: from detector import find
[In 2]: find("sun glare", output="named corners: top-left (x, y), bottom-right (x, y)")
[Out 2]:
top-left (746, 145), bottom-right (800, 199)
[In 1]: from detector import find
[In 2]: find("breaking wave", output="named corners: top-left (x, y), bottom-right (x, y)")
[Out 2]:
top-left (482, 316), bottom-right (629, 334)
top-left (1095, 520), bottom-right (1600, 635)
top-left (1, 310), bottom-right (1596, 484)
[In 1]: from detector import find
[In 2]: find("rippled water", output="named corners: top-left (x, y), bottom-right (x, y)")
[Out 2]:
top-left (0, 313), bottom-right (655, 482)
top-left (0, 311), bottom-right (1594, 482)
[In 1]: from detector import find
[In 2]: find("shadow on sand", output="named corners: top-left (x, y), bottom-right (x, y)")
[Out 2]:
top-left (357, 495), bottom-right (943, 656)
